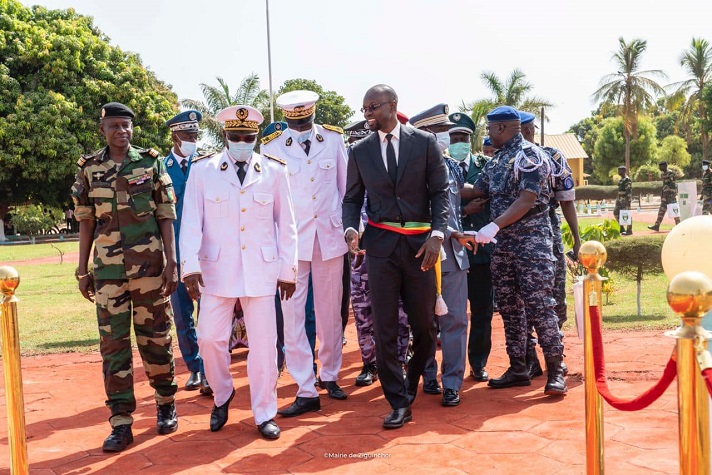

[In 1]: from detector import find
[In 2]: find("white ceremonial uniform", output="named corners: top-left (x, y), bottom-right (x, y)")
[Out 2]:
top-left (261, 124), bottom-right (348, 396)
top-left (180, 150), bottom-right (297, 424)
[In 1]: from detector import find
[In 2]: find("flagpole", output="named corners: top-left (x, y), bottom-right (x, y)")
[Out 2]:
top-left (266, 0), bottom-right (275, 123)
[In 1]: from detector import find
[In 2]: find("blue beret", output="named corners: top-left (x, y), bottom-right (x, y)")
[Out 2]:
top-left (486, 105), bottom-right (520, 123)
top-left (101, 102), bottom-right (134, 119)
top-left (483, 137), bottom-right (492, 147)
top-left (448, 112), bottom-right (476, 135)
top-left (165, 110), bottom-right (202, 132)
top-left (518, 111), bottom-right (536, 125)
top-left (411, 104), bottom-right (453, 129)
top-left (261, 121), bottom-right (287, 138)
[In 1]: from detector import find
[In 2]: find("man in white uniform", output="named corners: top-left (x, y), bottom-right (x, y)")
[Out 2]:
top-left (262, 90), bottom-right (348, 415)
top-left (180, 105), bottom-right (298, 439)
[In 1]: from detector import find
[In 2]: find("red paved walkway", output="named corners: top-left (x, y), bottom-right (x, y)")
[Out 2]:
top-left (0, 316), bottom-right (681, 474)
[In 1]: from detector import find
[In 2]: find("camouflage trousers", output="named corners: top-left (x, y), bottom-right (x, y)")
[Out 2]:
top-left (351, 256), bottom-right (410, 365)
top-left (655, 195), bottom-right (680, 226)
top-left (703, 197), bottom-right (712, 215)
top-left (95, 276), bottom-right (177, 427)
top-left (491, 250), bottom-right (563, 360)
top-left (613, 198), bottom-right (631, 222)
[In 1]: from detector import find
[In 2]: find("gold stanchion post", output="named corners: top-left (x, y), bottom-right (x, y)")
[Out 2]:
top-left (579, 241), bottom-right (607, 475)
top-left (666, 271), bottom-right (712, 475)
top-left (0, 265), bottom-right (28, 475)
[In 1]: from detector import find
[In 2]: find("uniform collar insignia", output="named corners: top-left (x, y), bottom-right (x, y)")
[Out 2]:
top-left (254, 162), bottom-right (261, 172)
top-left (220, 162), bottom-right (228, 171)
top-left (316, 133), bottom-right (324, 142)
top-left (286, 137), bottom-right (293, 146)
top-left (167, 158), bottom-right (174, 166)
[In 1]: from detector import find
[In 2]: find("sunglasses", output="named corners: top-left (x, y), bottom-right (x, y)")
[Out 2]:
top-left (360, 101), bottom-right (393, 114)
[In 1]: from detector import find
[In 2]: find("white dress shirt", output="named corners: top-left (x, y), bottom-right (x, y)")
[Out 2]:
top-left (377, 122), bottom-right (401, 171)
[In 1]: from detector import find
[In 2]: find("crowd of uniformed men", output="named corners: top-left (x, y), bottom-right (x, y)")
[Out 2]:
top-left (73, 84), bottom-right (588, 452)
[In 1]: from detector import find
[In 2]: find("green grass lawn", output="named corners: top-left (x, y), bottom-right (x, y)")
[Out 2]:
top-left (0, 241), bottom-right (79, 263)
top-left (574, 216), bottom-right (674, 234)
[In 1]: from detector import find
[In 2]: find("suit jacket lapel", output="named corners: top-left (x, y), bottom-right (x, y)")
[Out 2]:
top-left (396, 126), bottom-right (413, 185)
top-left (367, 133), bottom-right (389, 180)
top-left (241, 153), bottom-right (261, 188)
top-left (308, 125), bottom-right (325, 159)
top-left (467, 155), bottom-right (478, 183)
top-left (218, 153), bottom-right (241, 188)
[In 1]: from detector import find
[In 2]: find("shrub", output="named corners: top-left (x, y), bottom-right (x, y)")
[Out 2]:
top-left (12, 205), bottom-right (60, 241)
top-left (634, 164), bottom-right (661, 182)
top-left (605, 235), bottom-right (665, 317)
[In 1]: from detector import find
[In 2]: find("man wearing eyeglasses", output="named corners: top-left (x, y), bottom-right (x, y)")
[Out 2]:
top-left (343, 85), bottom-right (450, 429)
top-left (461, 106), bottom-right (567, 397)
top-left (261, 90), bottom-right (349, 416)
top-left (180, 105), bottom-right (298, 439)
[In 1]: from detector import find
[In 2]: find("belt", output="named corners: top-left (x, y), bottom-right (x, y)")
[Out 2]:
top-left (367, 219), bottom-right (431, 235)
top-left (521, 204), bottom-right (548, 221)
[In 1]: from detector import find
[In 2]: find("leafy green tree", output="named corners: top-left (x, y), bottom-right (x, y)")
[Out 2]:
top-left (593, 37), bottom-right (667, 172)
top-left (667, 38), bottom-right (712, 161)
top-left (658, 135), bottom-right (691, 168)
top-left (273, 79), bottom-right (353, 129)
top-left (12, 204), bottom-right (59, 243)
top-left (0, 0), bottom-right (178, 240)
top-left (593, 117), bottom-right (658, 183)
top-left (461, 69), bottom-right (553, 147)
top-left (633, 163), bottom-right (661, 181)
top-left (181, 74), bottom-right (269, 148)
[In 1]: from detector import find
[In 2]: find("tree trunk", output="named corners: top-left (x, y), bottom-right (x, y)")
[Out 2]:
top-left (636, 264), bottom-right (643, 317)
top-left (0, 202), bottom-right (9, 242)
top-left (624, 133), bottom-right (631, 173)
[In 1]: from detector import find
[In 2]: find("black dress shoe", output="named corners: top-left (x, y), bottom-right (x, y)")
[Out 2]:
top-left (647, 225), bottom-right (660, 231)
top-left (470, 368), bottom-right (489, 382)
top-left (157, 403), bottom-right (178, 434)
top-left (185, 371), bottom-right (201, 391)
top-left (423, 379), bottom-right (442, 395)
top-left (441, 388), bottom-right (460, 407)
top-left (355, 363), bottom-right (378, 387)
top-left (209, 389), bottom-right (235, 432)
top-left (200, 374), bottom-right (213, 396)
top-left (257, 419), bottom-right (281, 440)
top-left (102, 424), bottom-right (133, 452)
top-left (319, 380), bottom-right (347, 400)
top-left (277, 396), bottom-right (321, 417)
top-left (383, 407), bottom-right (412, 429)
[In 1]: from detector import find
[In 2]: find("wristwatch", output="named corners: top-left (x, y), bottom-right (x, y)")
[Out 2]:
top-left (75, 268), bottom-right (92, 281)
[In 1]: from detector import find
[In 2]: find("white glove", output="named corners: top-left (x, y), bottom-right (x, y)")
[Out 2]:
top-left (475, 222), bottom-right (499, 244)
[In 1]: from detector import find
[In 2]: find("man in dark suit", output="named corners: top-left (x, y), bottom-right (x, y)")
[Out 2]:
top-left (343, 84), bottom-right (449, 429)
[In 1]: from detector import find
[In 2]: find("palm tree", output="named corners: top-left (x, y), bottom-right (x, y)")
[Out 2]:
top-left (667, 38), bottom-right (712, 161)
top-left (593, 37), bottom-right (667, 171)
top-left (181, 73), bottom-right (270, 148)
top-left (461, 69), bottom-right (553, 147)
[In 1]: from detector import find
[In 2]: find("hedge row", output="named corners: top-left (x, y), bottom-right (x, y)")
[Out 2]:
top-left (575, 181), bottom-right (703, 201)
top-left (604, 235), bottom-right (665, 277)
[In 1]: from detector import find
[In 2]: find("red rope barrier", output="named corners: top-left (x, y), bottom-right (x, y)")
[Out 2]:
top-left (701, 368), bottom-right (712, 398)
top-left (589, 304), bottom-right (677, 411)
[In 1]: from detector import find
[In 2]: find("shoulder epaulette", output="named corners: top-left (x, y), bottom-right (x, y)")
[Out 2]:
top-left (192, 151), bottom-right (216, 163)
top-left (137, 147), bottom-right (160, 158)
top-left (263, 153), bottom-right (287, 166)
top-left (261, 130), bottom-right (282, 145)
top-left (322, 124), bottom-right (343, 134)
top-left (77, 149), bottom-right (102, 167)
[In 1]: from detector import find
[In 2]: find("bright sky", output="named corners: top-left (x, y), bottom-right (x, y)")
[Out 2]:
top-left (20, 0), bottom-right (712, 133)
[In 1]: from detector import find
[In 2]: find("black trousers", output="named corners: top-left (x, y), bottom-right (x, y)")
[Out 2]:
top-left (466, 263), bottom-right (493, 370)
top-left (368, 235), bottom-right (436, 410)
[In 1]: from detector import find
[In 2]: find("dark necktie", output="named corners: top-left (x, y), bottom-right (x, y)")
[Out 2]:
top-left (303, 139), bottom-right (311, 156)
top-left (237, 162), bottom-right (247, 184)
top-left (459, 161), bottom-right (467, 178)
top-left (386, 133), bottom-right (397, 184)
top-left (180, 160), bottom-right (188, 175)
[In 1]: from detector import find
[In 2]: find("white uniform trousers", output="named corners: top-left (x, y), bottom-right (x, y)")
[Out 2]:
top-left (283, 238), bottom-right (344, 397)
top-left (198, 294), bottom-right (278, 425)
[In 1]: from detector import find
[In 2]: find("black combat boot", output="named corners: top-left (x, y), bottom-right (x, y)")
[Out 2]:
top-left (544, 357), bottom-right (568, 396)
top-left (526, 345), bottom-right (544, 379)
top-left (647, 224), bottom-right (660, 231)
top-left (102, 424), bottom-right (133, 452)
top-left (488, 358), bottom-right (531, 388)
top-left (625, 225), bottom-right (633, 235)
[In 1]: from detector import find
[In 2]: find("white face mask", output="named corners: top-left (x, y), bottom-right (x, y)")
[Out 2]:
top-left (292, 128), bottom-right (312, 144)
top-left (435, 131), bottom-right (450, 152)
top-left (227, 140), bottom-right (255, 162)
top-left (178, 140), bottom-right (197, 157)
top-left (704, 165), bottom-right (709, 171)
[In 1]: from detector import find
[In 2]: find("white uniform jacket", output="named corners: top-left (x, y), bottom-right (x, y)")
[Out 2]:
top-left (180, 150), bottom-right (298, 297)
top-left (260, 124), bottom-right (348, 261)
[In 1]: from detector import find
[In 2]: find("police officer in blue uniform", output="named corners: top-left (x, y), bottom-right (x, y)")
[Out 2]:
top-left (164, 110), bottom-right (211, 395)
top-left (463, 106), bottom-right (567, 396)
top-left (520, 111), bottom-right (580, 378)
top-left (449, 114), bottom-right (494, 383)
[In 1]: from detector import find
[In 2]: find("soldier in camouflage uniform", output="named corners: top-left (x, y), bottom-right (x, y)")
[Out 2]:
top-left (72, 102), bottom-right (178, 452)
top-left (648, 161), bottom-right (680, 231)
top-left (463, 105), bottom-right (566, 396)
top-left (614, 166), bottom-right (633, 235)
top-left (701, 160), bottom-right (711, 215)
